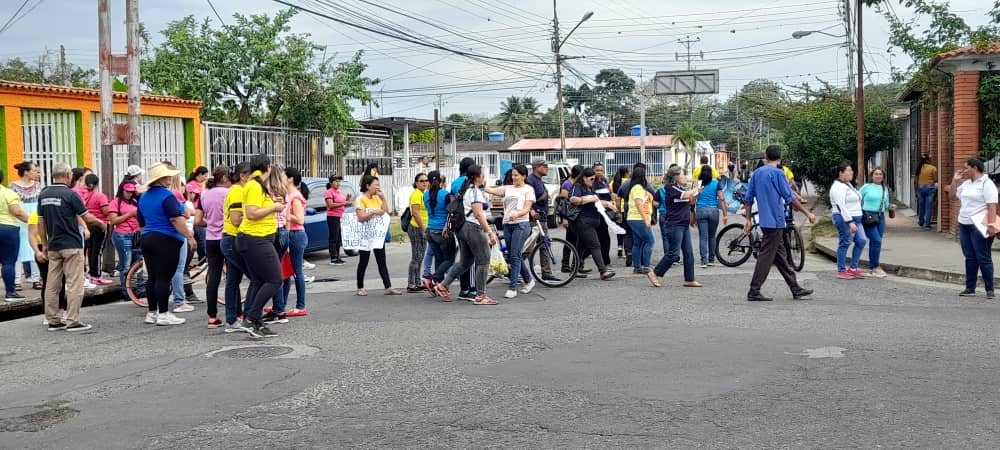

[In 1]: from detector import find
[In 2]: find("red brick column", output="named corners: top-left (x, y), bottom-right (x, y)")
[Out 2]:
top-left (928, 106), bottom-right (938, 162)
top-left (938, 106), bottom-right (955, 232)
top-left (919, 109), bottom-right (930, 157)
top-left (953, 71), bottom-right (983, 236)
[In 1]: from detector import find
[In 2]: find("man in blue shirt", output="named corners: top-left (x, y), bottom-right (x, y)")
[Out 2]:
top-left (742, 145), bottom-right (817, 302)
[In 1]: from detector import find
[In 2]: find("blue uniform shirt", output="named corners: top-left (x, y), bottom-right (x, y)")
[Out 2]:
top-left (743, 164), bottom-right (795, 229)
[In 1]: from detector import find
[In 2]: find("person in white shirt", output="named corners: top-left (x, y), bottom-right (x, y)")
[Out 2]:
top-left (829, 162), bottom-right (868, 280)
top-left (948, 157), bottom-right (998, 299)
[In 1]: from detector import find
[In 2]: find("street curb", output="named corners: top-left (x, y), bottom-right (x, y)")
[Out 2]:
top-left (813, 239), bottom-right (1000, 287)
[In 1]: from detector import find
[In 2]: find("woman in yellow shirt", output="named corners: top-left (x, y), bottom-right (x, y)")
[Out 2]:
top-left (626, 167), bottom-right (655, 280)
top-left (356, 175), bottom-right (401, 296)
top-left (406, 173), bottom-right (430, 293)
top-left (221, 162), bottom-right (251, 330)
top-left (235, 155), bottom-right (282, 338)
top-left (0, 172), bottom-right (29, 301)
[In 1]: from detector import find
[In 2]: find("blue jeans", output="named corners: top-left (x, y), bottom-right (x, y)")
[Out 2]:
top-left (658, 217), bottom-right (671, 255)
top-left (426, 230), bottom-right (456, 283)
top-left (832, 214), bottom-right (867, 271)
top-left (653, 224), bottom-right (695, 282)
top-left (695, 207), bottom-right (721, 264)
top-left (271, 228), bottom-right (289, 312)
top-left (220, 234), bottom-right (246, 325)
top-left (282, 230), bottom-right (308, 310)
top-left (422, 246), bottom-right (433, 276)
top-left (0, 225), bottom-right (19, 295)
top-left (627, 220), bottom-right (655, 269)
top-left (959, 224), bottom-right (995, 292)
top-left (503, 222), bottom-right (532, 290)
top-left (113, 232), bottom-right (143, 296)
top-left (917, 184), bottom-right (936, 227)
top-left (171, 239), bottom-right (188, 305)
top-left (862, 211), bottom-right (886, 269)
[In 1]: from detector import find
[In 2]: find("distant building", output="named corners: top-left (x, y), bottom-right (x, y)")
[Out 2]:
top-left (504, 136), bottom-right (674, 175)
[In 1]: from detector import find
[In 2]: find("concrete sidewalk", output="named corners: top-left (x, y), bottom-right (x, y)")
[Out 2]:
top-left (814, 208), bottom-right (1000, 287)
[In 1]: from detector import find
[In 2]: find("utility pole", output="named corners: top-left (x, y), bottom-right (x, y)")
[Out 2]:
top-left (126, 0), bottom-right (141, 170)
top-left (552, 0), bottom-right (566, 162)
top-left (638, 70), bottom-right (646, 164)
top-left (676, 36), bottom-right (702, 120)
top-left (855, 0), bottom-right (865, 184)
top-left (98, 0), bottom-right (142, 198)
top-left (844, 0), bottom-right (855, 100)
top-left (58, 45), bottom-right (67, 85)
top-left (434, 108), bottom-right (440, 170)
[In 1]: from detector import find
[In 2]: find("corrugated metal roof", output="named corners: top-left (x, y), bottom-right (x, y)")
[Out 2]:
top-left (507, 136), bottom-right (673, 151)
top-left (0, 80), bottom-right (202, 106)
top-left (932, 42), bottom-right (1000, 66)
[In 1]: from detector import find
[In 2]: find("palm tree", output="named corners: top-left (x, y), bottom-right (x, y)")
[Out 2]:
top-left (673, 121), bottom-right (706, 171)
top-left (497, 96), bottom-right (541, 140)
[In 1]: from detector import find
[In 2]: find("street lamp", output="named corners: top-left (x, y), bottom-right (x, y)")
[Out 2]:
top-left (553, 4), bottom-right (594, 161)
top-left (791, 30), bottom-right (844, 39)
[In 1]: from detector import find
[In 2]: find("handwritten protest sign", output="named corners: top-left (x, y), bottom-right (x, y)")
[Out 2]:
top-left (341, 210), bottom-right (391, 251)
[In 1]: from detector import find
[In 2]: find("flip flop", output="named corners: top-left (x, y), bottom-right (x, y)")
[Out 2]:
top-left (384, 288), bottom-right (402, 295)
top-left (356, 289), bottom-right (367, 296)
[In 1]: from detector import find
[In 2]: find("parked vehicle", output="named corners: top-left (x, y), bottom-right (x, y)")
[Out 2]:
top-left (302, 177), bottom-right (359, 255)
top-left (489, 163), bottom-right (571, 229)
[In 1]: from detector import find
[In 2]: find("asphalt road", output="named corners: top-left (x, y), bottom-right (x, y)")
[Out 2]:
top-left (2, 229), bottom-right (999, 449)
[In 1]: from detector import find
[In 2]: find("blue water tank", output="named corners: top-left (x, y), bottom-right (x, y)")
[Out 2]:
top-left (488, 132), bottom-right (504, 142)
top-left (630, 125), bottom-right (644, 136)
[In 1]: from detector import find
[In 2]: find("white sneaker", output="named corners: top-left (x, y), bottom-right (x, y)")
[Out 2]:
top-left (83, 279), bottom-right (96, 289)
top-left (144, 312), bottom-right (157, 324)
top-left (304, 275), bottom-right (315, 283)
top-left (224, 321), bottom-right (249, 333)
top-left (173, 302), bottom-right (195, 313)
top-left (303, 261), bottom-right (316, 270)
top-left (504, 289), bottom-right (517, 299)
top-left (156, 312), bottom-right (186, 326)
top-left (519, 279), bottom-right (536, 294)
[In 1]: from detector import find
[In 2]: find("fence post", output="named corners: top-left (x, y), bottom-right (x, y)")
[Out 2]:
top-left (310, 135), bottom-right (319, 177)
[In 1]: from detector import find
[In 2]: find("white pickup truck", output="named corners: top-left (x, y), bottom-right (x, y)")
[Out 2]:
top-left (490, 163), bottom-right (571, 228)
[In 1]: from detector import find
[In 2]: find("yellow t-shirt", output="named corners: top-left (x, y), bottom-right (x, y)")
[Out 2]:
top-left (223, 183), bottom-right (245, 237)
top-left (356, 194), bottom-right (384, 211)
top-left (408, 189), bottom-right (428, 228)
top-left (238, 180), bottom-right (277, 237)
top-left (0, 186), bottom-right (20, 226)
top-left (783, 166), bottom-right (795, 183)
top-left (627, 184), bottom-right (652, 221)
top-left (917, 164), bottom-right (937, 186)
top-left (28, 211), bottom-right (43, 244)
top-left (692, 166), bottom-right (720, 181)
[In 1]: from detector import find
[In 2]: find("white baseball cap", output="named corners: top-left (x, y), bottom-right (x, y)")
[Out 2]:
top-left (126, 165), bottom-right (145, 177)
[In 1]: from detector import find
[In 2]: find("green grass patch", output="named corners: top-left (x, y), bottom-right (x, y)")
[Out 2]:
top-left (810, 216), bottom-right (837, 239)
top-left (389, 221), bottom-right (406, 243)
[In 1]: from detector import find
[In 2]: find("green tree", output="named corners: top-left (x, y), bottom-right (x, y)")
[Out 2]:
top-left (587, 69), bottom-right (637, 136)
top-left (673, 122), bottom-right (706, 171)
top-left (497, 96), bottom-right (541, 140)
top-left (0, 54), bottom-right (96, 87)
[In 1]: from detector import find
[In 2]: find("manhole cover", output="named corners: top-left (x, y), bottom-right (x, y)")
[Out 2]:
top-left (214, 345), bottom-right (294, 359)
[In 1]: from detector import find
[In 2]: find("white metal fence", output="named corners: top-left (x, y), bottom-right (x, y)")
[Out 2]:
top-left (204, 121), bottom-right (321, 173)
top-left (90, 113), bottom-right (187, 183)
top-left (502, 149), bottom-right (672, 176)
top-left (21, 109), bottom-right (79, 183)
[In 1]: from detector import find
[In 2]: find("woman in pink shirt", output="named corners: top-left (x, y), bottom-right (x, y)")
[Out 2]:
top-left (324, 175), bottom-right (350, 265)
top-left (186, 166), bottom-right (209, 262)
top-left (194, 166), bottom-right (231, 328)
top-left (282, 167), bottom-right (309, 317)
top-left (81, 174), bottom-right (112, 285)
top-left (108, 181), bottom-right (141, 293)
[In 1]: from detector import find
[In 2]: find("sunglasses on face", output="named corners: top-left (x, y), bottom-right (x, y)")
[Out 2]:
top-left (418, 179), bottom-right (429, 182)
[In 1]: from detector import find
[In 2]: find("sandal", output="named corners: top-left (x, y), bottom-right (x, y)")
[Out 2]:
top-left (356, 289), bottom-right (368, 296)
top-left (434, 283), bottom-right (451, 301)
top-left (384, 288), bottom-right (402, 295)
top-left (32, 281), bottom-right (43, 290)
top-left (472, 295), bottom-right (498, 306)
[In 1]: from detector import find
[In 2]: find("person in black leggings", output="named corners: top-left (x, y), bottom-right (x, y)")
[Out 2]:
top-left (236, 154), bottom-right (282, 339)
top-left (195, 165), bottom-right (231, 328)
top-left (569, 167), bottom-right (616, 281)
top-left (354, 175), bottom-right (401, 296)
top-left (137, 163), bottom-right (194, 326)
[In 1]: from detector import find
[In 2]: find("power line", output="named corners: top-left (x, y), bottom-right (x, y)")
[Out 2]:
top-left (206, 0), bottom-right (226, 25)
top-left (0, 0), bottom-right (33, 36)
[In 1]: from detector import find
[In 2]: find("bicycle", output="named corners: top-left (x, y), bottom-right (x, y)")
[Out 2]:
top-left (124, 256), bottom-right (215, 307)
top-left (715, 206), bottom-right (805, 272)
top-left (486, 217), bottom-right (581, 288)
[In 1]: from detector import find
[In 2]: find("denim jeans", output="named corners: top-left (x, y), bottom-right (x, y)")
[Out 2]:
top-left (282, 230), bottom-right (307, 310)
top-left (270, 228), bottom-right (289, 311)
top-left (220, 234), bottom-right (246, 325)
top-left (422, 246), bottom-right (433, 276)
top-left (695, 207), bottom-right (721, 264)
top-left (503, 222), bottom-right (532, 290)
top-left (862, 211), bottom-right (886, 269)
top-left (832, 214), bottom-right (867, 272)
top-left (0, 224), bottom-right (19, 295)
top-left (627, 220), bottom-right (655, 269)
top-left (113, 232), bottom-right (142, 296)
top-left (959, 224), bottom-right (995, 292)
top-left (653, 224), bottom-right (695, 282)
top-left (171, 239), bottom-right (188, 305)
top-left (917, 184), bottom-right (937, 227)
top-left (426, 230), bottom-right (456, 283)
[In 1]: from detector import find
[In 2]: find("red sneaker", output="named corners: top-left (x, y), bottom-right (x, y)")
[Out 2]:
top-left (847, 268), bottom-right (865, 279)
top-left (286, 309), bottom-right (308, 317)
top-left (207, 317), bottom-right (223, 329)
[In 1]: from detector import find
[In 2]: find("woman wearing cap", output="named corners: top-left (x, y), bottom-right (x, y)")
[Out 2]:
top-left (194, 166), bottom-right (230, 328)
top-left (236, 154), bottom-right (282, 338)
top-left (123, 165), bottom-right (146, 194)
top-left (137, 163), bottom-right (194, 326)
top-left (108, 180), bottom-right (142, 297)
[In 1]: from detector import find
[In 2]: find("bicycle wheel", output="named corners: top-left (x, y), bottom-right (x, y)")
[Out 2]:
top-left (124, 259), bottom-right (148, 307)
top-left (716, 223), bottom-right (754, 267)
top-left (786, 226), bottom-right (806, 272)
top-left (528, 237), bottom-right (579, 288)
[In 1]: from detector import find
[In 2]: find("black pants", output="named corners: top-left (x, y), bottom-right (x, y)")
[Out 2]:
top-left (36, 256), bottom-right (67, 310)
top-left (357, 248), bottom-right (391, 289)
top-left (563, 223), bottom-right (578, 269)
top-left (327, 216), bottom-right (342, 260)
top-left (597, 219), bottom-right (611, 266)
top-left (237, 233), bottom-right (281, 322)
top-left (205, 239), bottom-right (224, 319)
top-left (140, 232), bottom-right (182, 314)
top-left (86, 223), bottom-right (107, 278)
top-left (572, 217), bottom-right (607, 273)
top-left (750, 227), bottom-right (800, 294)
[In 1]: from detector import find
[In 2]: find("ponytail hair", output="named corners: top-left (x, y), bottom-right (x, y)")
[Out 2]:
top-left (427, 170), bottom-right (443, 210)
top-left (459, 165), bottom-right (482, 197)
top-left (206, 164), bottom-right (229, 189)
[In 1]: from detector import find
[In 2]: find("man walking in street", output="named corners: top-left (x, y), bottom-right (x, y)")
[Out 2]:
top-left (742, 145), bottom-right (817, 302)
top-left (37, 163), bottom-right (104, 331)
top-left (527, 160), bottom-right (557, 281)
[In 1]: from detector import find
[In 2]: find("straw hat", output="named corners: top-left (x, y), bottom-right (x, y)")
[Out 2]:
top-left (144, 163), bottom-right (179, 187)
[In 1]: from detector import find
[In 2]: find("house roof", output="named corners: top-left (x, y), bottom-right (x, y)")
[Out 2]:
top-left (507, 135), bottom-right (673, 151)
top-left (0, 80), bottom-right (202, 106)
top-left (360, 117), bottom-right (463, 133)
top-left (931, 42), bottom-right (1000, 66)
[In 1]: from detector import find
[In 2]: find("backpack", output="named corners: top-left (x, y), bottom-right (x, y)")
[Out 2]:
top-left (443, 191), bottom-right (468, 238)
top-left (400, 207), bottom-right (412, 233)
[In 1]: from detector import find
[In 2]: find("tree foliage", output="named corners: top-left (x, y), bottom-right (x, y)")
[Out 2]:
top-left (497, 96), bottom-right (540, 140)
top-left (0, 54), bottom-right (96, 88)
top-left (586, 69), bottom-right (637, 136)
top-left (142, 8), bottom-right (377, 135)
top-left (672, 122), bottom-right (706, 170)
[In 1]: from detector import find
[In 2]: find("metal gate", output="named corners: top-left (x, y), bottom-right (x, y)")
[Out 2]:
top-left (90, 113), bottom-right (186, 183)
top-left (204, 122), bottom-right (320, 172)
top-left (21, 109), bottom-right (78, 183)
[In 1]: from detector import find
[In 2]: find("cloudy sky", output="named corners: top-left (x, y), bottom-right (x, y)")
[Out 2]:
top-left (1, 0), bottom-right (993, 121)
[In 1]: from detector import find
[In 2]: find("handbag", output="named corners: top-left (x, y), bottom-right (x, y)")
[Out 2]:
top-left (862, 185), bottom-right (887, 226)
top-left (400, 208), bottom-right (412, 233)
top-left (554, 196), bottom-right (580, 222)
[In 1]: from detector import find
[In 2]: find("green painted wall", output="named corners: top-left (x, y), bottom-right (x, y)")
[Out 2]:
top-left (75, 111), bottom-right (84, 167)
top-left (183, 118), bottom-right (195, 171)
